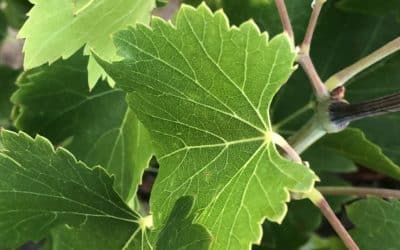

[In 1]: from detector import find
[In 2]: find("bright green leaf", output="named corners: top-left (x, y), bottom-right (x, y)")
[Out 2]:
top-left (98, 4), bottom-right (317, 249)
top-left (18, 0), bottom-right (155, 88)
top-left (12, 52), bottom-right (153, 201)
top-left (347, 198), bottom-right (400, 250)
top-left (0, 130), bottom-right (139, 247)
top-left (0, 66), bottom-right (19, 128)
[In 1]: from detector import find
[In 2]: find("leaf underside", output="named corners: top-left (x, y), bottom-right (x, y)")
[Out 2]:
top-left (98, 3), bottom-right (317, 249)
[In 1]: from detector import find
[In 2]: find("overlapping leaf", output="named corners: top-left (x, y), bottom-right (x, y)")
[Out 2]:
top-left (98, 4), bottom-right (317, 249)
top-left (0, 130), bottom-right (209, 249)
top-left (347, 198), bottom-right (400, 250)
top-left (0, 130), bottom-right (138, 247)
top-left (18, 0), bottom-right (155, 88)
top-left (12, 52), bottom-right (153, 201)
top-left (50, 196), bottom-right (211, 250)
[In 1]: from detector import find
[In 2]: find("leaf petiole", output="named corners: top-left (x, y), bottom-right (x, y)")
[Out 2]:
top-left (325, 37), bottom-right (400, 91)
top-left (318, 186), bottom-right (400, 199)
top-left (307, 188), bottom-right (360, 250)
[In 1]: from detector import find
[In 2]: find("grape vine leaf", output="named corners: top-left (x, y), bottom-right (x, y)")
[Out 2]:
top-left (50, 196), bottom-right (212, 250)
top-left (97, 4), bottom-right (317, 249)
top-left (347, 198), bottom-right (400, 250)
top-left (18, 0), bottom-right (155, 89)
top-left (0, 130), bottom-right (210, 249)
top-left (0, 130), bottom-right (139, 248)
top-left (0, 66), bottom-right (19, 128)
top-left (11, 52), bottom-right (153, 201)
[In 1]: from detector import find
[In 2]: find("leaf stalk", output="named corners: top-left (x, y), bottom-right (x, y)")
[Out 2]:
top-left (318, 186), bottom-right (400, 199)
top-left (274, 0), bottom-right (294, 41)
top-left (300, 0), bottom-right (327, 54)
top-left (325, 37), bottom-right (400, 91)
top-left (307, 189), bottom-right (360, 250)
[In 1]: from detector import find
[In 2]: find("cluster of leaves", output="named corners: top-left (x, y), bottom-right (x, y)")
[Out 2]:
top-left (0, 0), bottom-right (399, 249)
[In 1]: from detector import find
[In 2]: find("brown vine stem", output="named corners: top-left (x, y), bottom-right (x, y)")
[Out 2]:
top-left (297, 0), bottom-right (329, 101)
top-left (308, 189), bottom-right (359, 250)
top-left (274, 0), bottom-right (294, 41)
top-left (325, 36), bottom-right (400, 91)
top-left (276, 1), bottom-right (359, 249)
top-left (300, 0), bottom-right (327, 54)
top-left (318, 186), bottom-right (400, 199)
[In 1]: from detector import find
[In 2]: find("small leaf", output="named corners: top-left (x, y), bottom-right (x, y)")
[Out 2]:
top-left (12, 52), bottom-right (153, 201)
top-left (18, 0), bottom-right (155, 88)
top-left (0, 130), bottom-right (138, 247)
top-left (347, 198), bottom-right (400, 250)
top-left (98, 4), bottom-right (317, 249)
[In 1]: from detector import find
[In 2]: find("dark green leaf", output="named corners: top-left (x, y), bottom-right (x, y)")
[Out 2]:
top-left (347, 198), bottom-right (400, 250)
top-left (0, 130), bottom-right (138, 247)
top-left (318, 128), bottom-right (400, 179)
top-left (12, 52), bottom-right (153, 201)
top-left (155, 196), bottom-right (212, 250)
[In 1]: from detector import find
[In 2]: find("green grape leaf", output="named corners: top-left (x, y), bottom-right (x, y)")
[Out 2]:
top-left (347, 198), bottom-right (400, 250)
top-left (98, 4), bottom-right (317, 249)
top-left (318, 128), bottom-right (400, 179)
top-left (0, 130), bottom-right (139, 248)
top-left (1, 0), bottom-right (32, 29)
top-left (18, 0), bottom-right (155, 88)
top-left (50, 196), bottom-right (211, 250)
top-left (0, 66), bottom-right (19, 128)
top-left (11, 52), bottom-right (153, 201)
